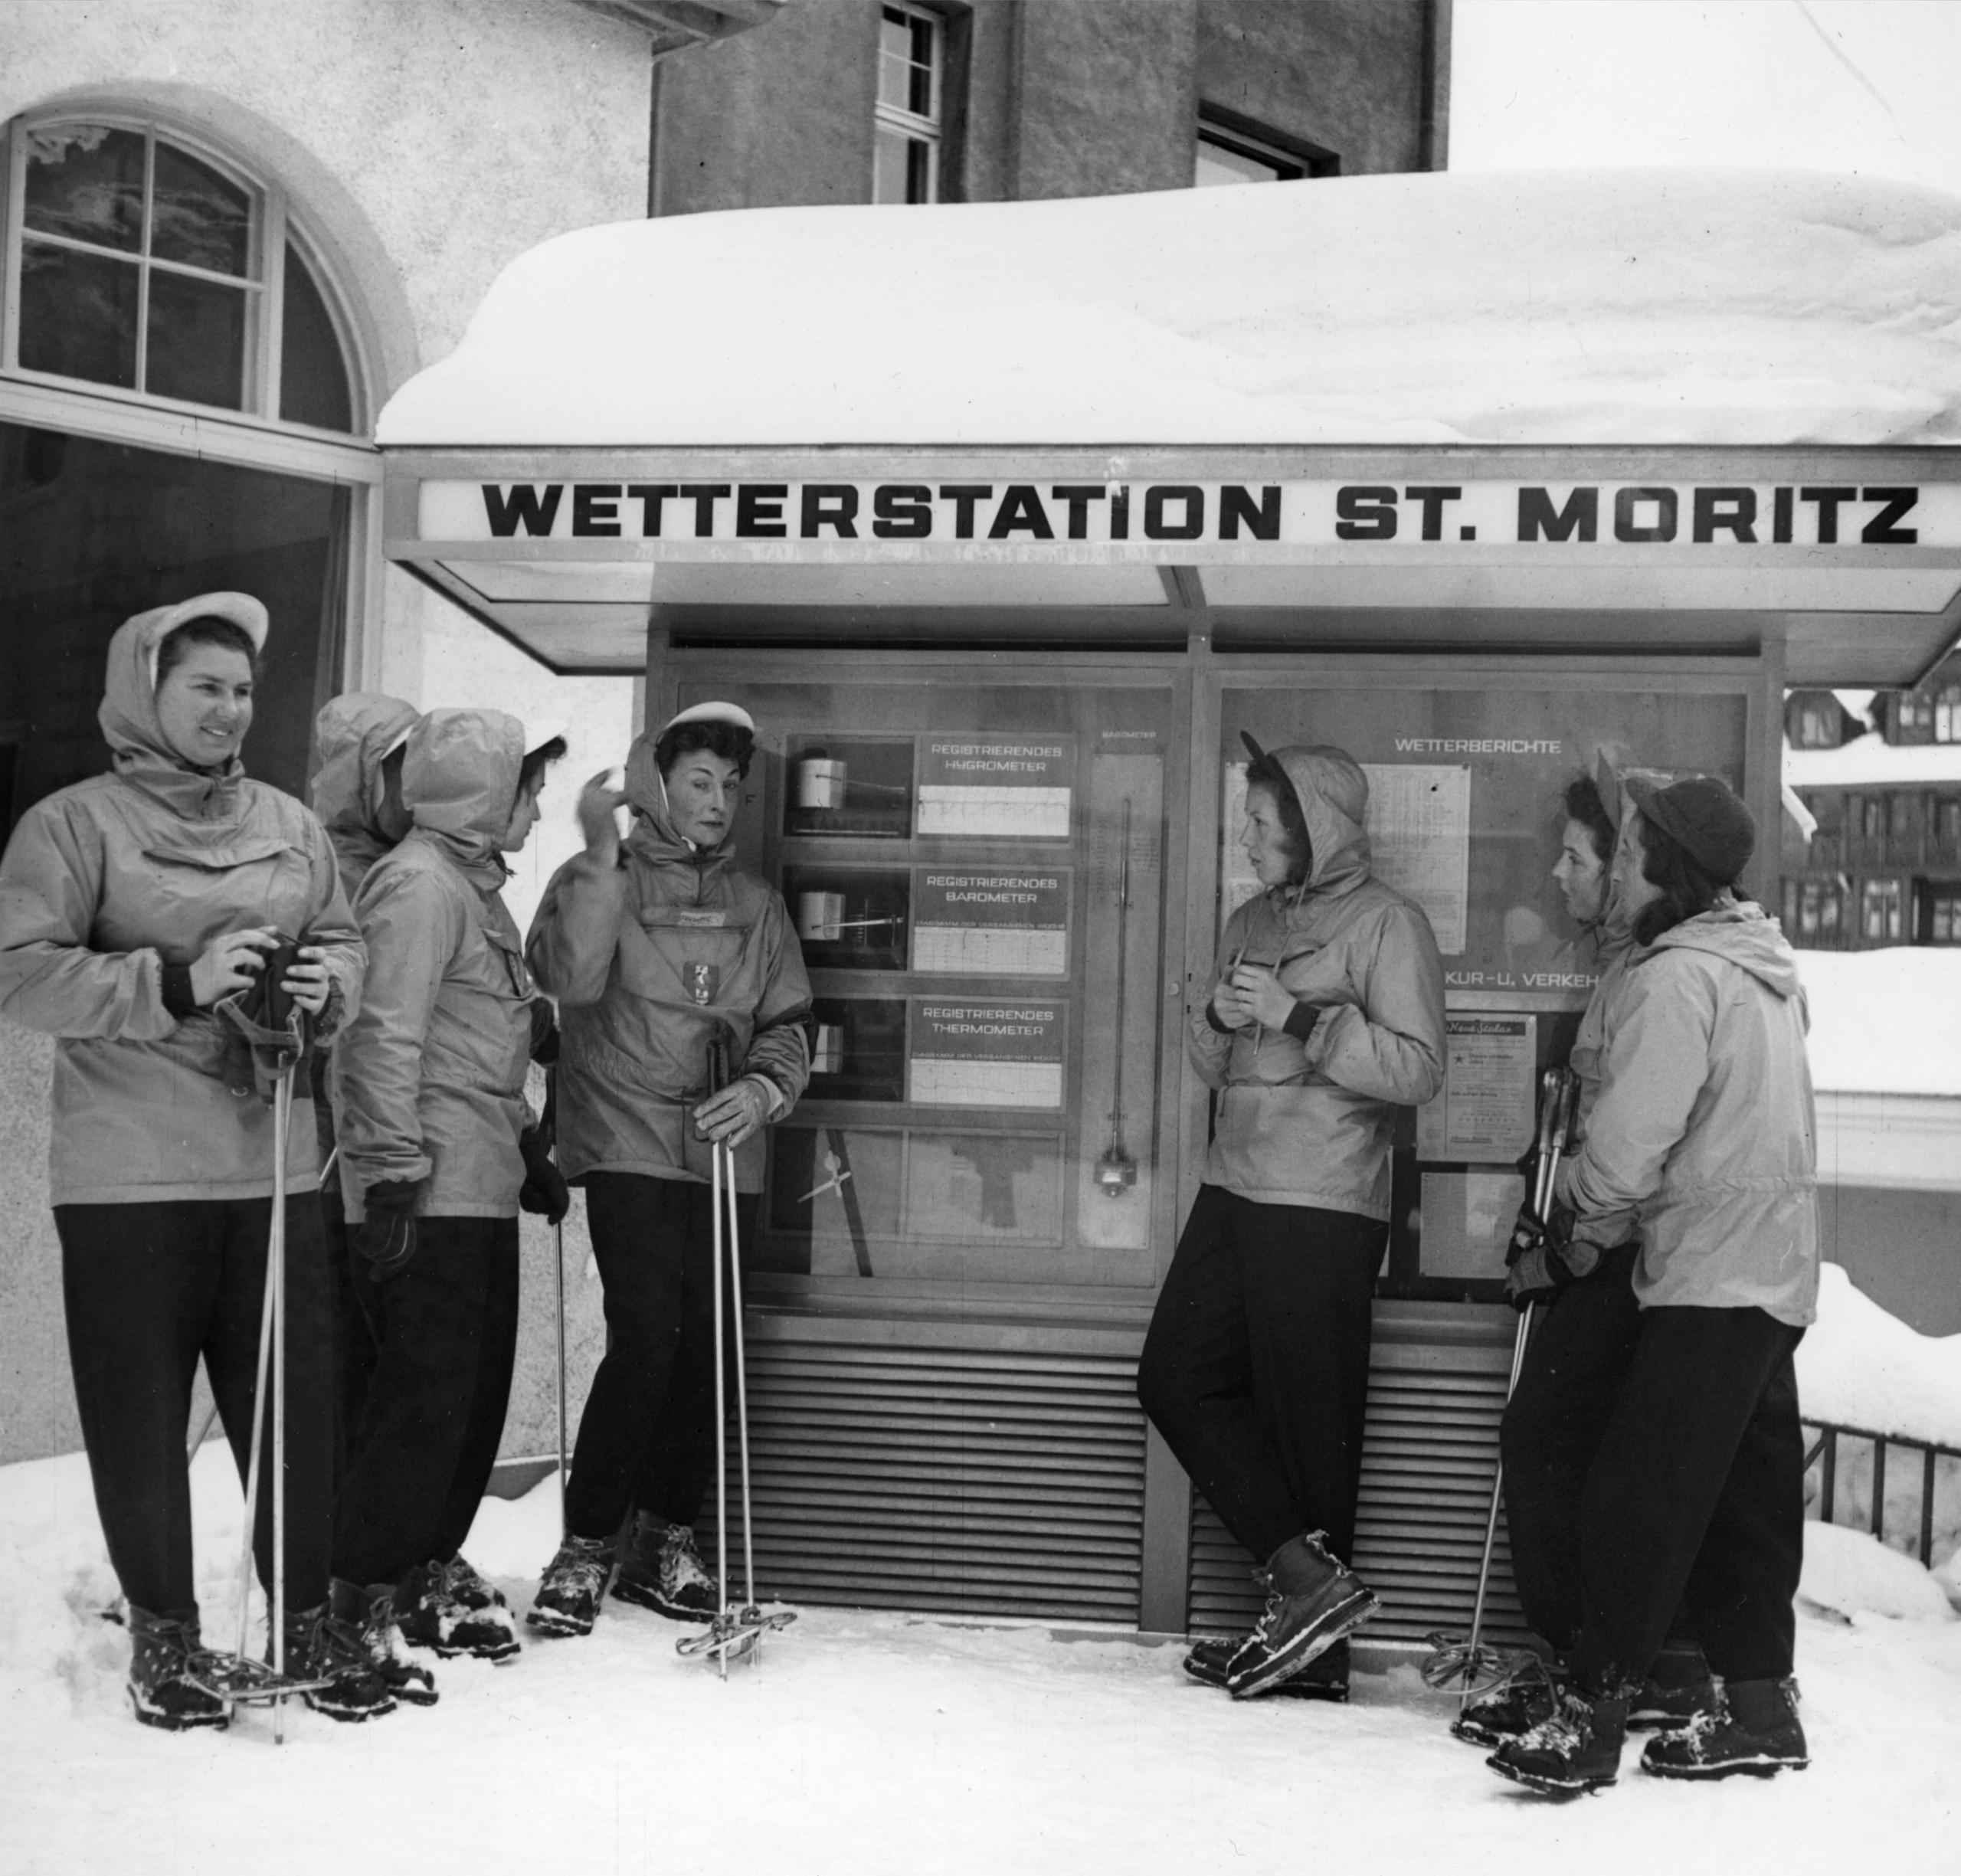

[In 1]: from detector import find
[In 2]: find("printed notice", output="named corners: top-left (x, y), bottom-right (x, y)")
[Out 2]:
top-left (1417, 1014), bottom-right (1537, 1164)
top-left (1419, 1171), bottom-right (1527, 1279)
top-left (1360, 764), bottom-right (1471, 955)
top-left (916, 737), bottom-right (1073, 839)
top-left (912, 869), bottom-right (1069, 975)
top-left (908, 1001), bottom-right (1065, 1108)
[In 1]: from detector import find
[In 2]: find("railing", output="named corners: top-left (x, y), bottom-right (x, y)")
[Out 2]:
top-left (1804, 1419), bottom-right (1961, 1570)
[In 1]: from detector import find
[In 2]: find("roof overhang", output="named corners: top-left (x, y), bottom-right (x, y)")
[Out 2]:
top-left (564, 0), bottom-right (791, 57)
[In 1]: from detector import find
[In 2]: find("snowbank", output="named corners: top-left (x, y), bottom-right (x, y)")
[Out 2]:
top-left (1786, 738), bottom-right (1961, 788)
top-left (1799, 1262), bottom-right (1961, 1447)
top-left (376, 169), bottom-right (1961, 449)
top-left (1799, 1519), bottom-right (1956, 1625)
top-left (1797, 947), bottom-right (1961, 1096)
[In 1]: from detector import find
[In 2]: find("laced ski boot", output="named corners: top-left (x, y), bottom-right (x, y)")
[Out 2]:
top-left (126, 1606), bottom-right (229, 1733)
top-left (354, 1580), bottom-right (439, 1705)
top-left (1627, 1645), bottom-right (1717, 1733)
top-left (1221, 1532), bottom-right (1379, 1700)
top-left (283, 1583), bottom-right (399, 1723)
top-left (398, 1557), bottom-right (520, 1662)
top-left (1640, 1677), bottom-right (1809, 1780)
top-left (1487, 1681), bottom-right (1631, 1796)
top-left (1183, 1633), bottom-right (1350, 1703)
top-left (525, 1534), bottom-right (616, 1638)
top-left (1451, 1652), bottom-right (1564, 1748)
top-left (611, 1514), bottom-right (720, 1623)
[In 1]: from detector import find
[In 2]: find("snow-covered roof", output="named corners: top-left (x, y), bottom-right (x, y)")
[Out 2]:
top-left (1786, 737), bottom-right (1961, 788)
top-left (378, 167), bottom-right (1961, 449)
top-left (1800, 947), bottom-right (1961, 1095)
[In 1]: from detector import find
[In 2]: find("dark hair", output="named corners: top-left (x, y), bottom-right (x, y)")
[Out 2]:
top-left (517, 735), bottom-right (568, 800)
top-left (656, 719), bottom-right (754, 780)
top-left (1632, 810), bottom-right (1753, 946)
top-left (1562, 774), bottom-right (1616, 867)
top-left (156, 617), bottom-right (258, 683)
top-left (1245, 754), bottom-right (1313, 887)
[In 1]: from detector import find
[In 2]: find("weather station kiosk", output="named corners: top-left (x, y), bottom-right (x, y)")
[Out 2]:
top-left (376, 169), bottom-right (1961, 1646)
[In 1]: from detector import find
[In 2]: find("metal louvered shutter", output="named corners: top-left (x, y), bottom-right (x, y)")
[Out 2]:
top-left (1188, 1305), bottom-right (1532, 1647)
top-left (697, 1313), bottom-right (1149, 1624)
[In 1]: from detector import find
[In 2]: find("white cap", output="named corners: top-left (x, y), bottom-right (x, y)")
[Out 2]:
top-left (143, 591), bottom-right (270, 689)
top-left (659, 701), bottom-right (755, 737)
top-left (523, 716), bottom-right (569, 755)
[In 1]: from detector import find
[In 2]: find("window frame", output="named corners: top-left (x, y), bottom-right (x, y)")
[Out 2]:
top-left (872, 2), bottom-right (946, 207)
top-left (1934, 681), bottom-right (1961, 745)
top-left (1194, 103), bottom-right (1340, 187)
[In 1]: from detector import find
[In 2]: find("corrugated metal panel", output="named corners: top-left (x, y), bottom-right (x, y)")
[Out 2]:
top-left (1188, 1331), bottom-right (1533, 1647)
top-left (696, 1327), bottom-right (1149, 1623)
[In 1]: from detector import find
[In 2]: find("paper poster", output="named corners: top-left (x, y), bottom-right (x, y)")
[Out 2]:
top-left (907, 1000), bottom-right (1066, 1108)
top-left (1419, 1171), bottom-right (1527, 1278)
top-left (1416, 1014), bottom-right (1537, 1164)
top-left (912, 868), bottom-right (1069, 975)
top-left (916, 736), bottom-right (1073, 838)
top-left (1359, 764), bottom-right (1471, 955)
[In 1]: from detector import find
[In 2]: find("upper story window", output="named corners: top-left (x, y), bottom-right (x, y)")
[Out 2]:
top-left (874, 4), bottom-right (943, 205)
top-left (1895, 691), bottom-right (1933, 738)
top-left (1790, 696), bottom-right (1840, 748)
top-left (1194, 107), bottom-right (1337, 188)
top-left (4, 116), bottom-right (358, 434)
top-left (1935, 681), bottom-right (1961, 745)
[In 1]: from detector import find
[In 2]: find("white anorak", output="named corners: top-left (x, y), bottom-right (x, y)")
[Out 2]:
top-left (309, 692), bottom-right (417, 902)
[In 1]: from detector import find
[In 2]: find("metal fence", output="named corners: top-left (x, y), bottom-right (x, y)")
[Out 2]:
top-left (1804, 1419), bottom-right (1961, 1569)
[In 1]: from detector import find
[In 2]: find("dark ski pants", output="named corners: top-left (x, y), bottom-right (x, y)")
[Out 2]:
top-left (563, 1172), bottom-right (755, 1544)
top-left (1570, 1305), bottom-right (1805, 1689)
top-left (334, 1216), bottom-right (521, 1590)
top-left (1136, 1185), bottom-right (1383, 1566)
top-left (322, 1185), bottom-right (378, 1495)
top-left (57, 1196), bottom-right (333, 1620)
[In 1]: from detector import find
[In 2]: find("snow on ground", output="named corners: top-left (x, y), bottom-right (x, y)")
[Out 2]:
top-left (1798, 947), bottom-right (1961, 1097)
top-left (377, 169), bottom-right (1961, 449)
top-left (1799, 1263), bottom-right (1961, 1450)
top-left (6, 1447), bottom-right (1961, 1876)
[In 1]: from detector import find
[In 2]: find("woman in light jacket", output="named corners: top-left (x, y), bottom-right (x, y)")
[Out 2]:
top-left (0, 594), bottom-right (379, 1729)
top-left (1488, 776), bottom-right (1819, 1797)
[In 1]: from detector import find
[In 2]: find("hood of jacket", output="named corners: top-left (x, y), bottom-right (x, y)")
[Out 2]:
top-left (1645, 899), bottom-right (1804, 998)
top-left (97, 605), bottom-right (255, 819)
top-left (1266, 745), bottom-right (1372, 902)
top-left (622, 731), bottom-right (735, 872)
top-left (309, 692), bottom-right (417, 876)
top-left (401, 709), bottom-right (525, 884)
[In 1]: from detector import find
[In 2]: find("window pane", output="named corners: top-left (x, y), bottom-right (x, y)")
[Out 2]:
top-left (1195, 136), bottom-right (1295, 187)
top-left (907, 17), bottom-right (935, 116)
top-left (18, 241), bottom-right (139, 388)
top-left (151, 142), bottom-right (251, 276)
top-left (23, 124), bottom-right (145, 253)
top-left (280, 248), bottom-right (355, 432)
top-left (873, 125), bottom-right (915, 205)
top-left (145, 270), bottom-right (247, 410)
top-left (879, 8), bottom-right (934, 116)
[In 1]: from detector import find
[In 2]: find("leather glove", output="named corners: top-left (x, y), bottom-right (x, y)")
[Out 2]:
top-left (528, 997), bottom-right (561, 1066)
top-left (1504, 1203), bottom-right (1579, 1312)
top-left (518, 1126), bottom-right (571, 1225)
top-left (692, 1074), bottom-right (774, 1148)
top-left (354, 1177), bottom-right (424, 1279)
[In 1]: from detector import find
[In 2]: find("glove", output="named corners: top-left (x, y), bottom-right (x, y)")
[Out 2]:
top-left (519, 1126), bottom-right (570, 1225)
top-left (1503, 1203), bottom-right (1576, 1312)
top-left (691, 1074), bottom-right (774, 1148)
top-left (527, 997), bottom-right (560, 1066)
top-left (354, 1177), bottom-right (424, 1279)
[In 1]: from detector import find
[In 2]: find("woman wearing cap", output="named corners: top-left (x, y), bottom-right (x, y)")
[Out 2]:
top-left (1138, 738), bottom-right (1445, 1703)
top-left (1487, 776), bottom-right (1819, 1796)
top-left (331, 709), bottom-right (566, 1681)
top-left (0, 594), bottom-right (377, 1729)
top-left (525, 702), bottom-right (812, 1638)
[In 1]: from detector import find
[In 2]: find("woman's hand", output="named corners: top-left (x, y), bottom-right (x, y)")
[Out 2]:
top-left (188, 928), bottom-right (279, 1007)
top-left (1224, 962), bottom-right (1300, 1031)
top-left (281, 945), bottom-right (332, 1017)
top-left (1210, 977), bottom-right (1256, 1031)
top-left (692, 1076), bottom-right (773, 1148)
top-left (576, 771), bottom-right (628, 865)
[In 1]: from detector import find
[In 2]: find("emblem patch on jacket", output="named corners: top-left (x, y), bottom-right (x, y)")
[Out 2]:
top-left (685, 961), bottom-right (719, 1006)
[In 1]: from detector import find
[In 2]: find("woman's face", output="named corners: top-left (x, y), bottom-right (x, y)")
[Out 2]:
top-left (1551, 817), bottom-right (1609, 924)
top-left (1241, 783), bottom-right (1298, 890)
top-left (1612, 812), bottom-right (1665, 922)
top-left (500, 775), bottom-right (544, 854)
top-left (663, 748), bottom-right (742, 849)
top-left (155, 641), bottom-right (254, 768)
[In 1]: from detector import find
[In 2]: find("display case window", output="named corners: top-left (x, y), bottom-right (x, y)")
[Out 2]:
top-left (784, 735), bottom-right (914, 838)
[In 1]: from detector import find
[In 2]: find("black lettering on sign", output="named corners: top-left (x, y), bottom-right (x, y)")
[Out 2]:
top-left (1517, 487), bottom-right (1598, 542)
top-left (873, 484), bottom-right (933, 539)
top-left (1693, 487), bottom-right (1756, 543)
top-left (482, 484), bottom-right (562, 537)
top-left (1404, 486), bottom-right (1462, 541)
top-left (940, 485), bottom-right (994, 539)
top-left (1050, 486), bottom-right (1108, 540)
top-left (1110, 486), bottom-right (1131, 540)
top-left (571, 484), bottom-right (620, 536)
top-left (1861, 487), bottom-right (1919, 545)
top-left (736, 484), bottom-right (787, 538)
top-left (1800, 486), bottom-right (1856, 545)
top-left (1614, 486), bottom-right (1677, 543)
top-left (678, 483), bottom-right (730, 536)
top-left (800, 484), bottom-right (859, 539)
top-left (1772, 487), bottom-right (1793, 544)
top-left (626, 484), bottom-right (676, 535)
top-left (1334, 486), bottom-right (1396, 541)
top-left (989, 485), bottom-right (1055, 539)
top-left (1219, 485), bottom-right (1280, 541)
top-left (1144, 486), bottom-right (1203, 540)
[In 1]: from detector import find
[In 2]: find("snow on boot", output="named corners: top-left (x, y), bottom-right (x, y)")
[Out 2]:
top-left (1640, 1677), bottom-right (1809, 1780)
top-left (357, 1581), bottom-right (439, 1705)
top-left (398, 1558), bottom-right (520, 1662)
top-left (1487, 1684), bottom-right (1630, 1796)
top-left (526, 1534), bottom-right (615, 1637)
top-left (283, 1584), bottom-right (398, 1724)
top-left (126, 1606), bottom-right (228, 1733)
top-left (1223, 1532), bottom-right (1378, 1701)
top-left (1628, 1648), bottom-right (1717, 1733)
top-left (1451, 1653), bottom-right (1563, 1748)
top-left (1183, 1633), bottom-right (1350, 1702)
top-left (612, 1515), bottom-right (720, 1622)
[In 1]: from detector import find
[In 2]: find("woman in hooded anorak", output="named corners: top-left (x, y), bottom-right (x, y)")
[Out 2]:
top-left (1138, 739), bottom-right (1445, 1703)
top-left (0, 594), bottom-right (377, 1730)
top-left (524, 702), bottom-right (811, 1639)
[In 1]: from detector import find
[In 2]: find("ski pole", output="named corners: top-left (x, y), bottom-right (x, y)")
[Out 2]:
top-left (270, 1057), bottom-right (291, 1744)
top-left (706, 1031), bottom-right (732, 1681)
top-left (723, 1129), bottom-right (759, 1665)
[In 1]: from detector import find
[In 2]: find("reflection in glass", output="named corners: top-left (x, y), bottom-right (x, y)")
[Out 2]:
top-left (806, 997), bottom-right (907, 1103)
top-left (18, 244), bottom-right (139, 388)
top-left (150, 142), bottom-right (251, 275)
top-left (279, 247), bottom-right (355, 432)
top-left (24, 125), bottom-right (146, 250)
top-left (146, 270), bottom-right (247, 410)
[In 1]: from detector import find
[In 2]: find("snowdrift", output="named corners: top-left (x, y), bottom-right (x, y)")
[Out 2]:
top-left (1799, 1262), bottom-right (1961, 1448)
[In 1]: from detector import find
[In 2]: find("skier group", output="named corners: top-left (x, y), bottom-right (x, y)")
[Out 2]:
top-left (0, 593), bottom-right (1818, 1799)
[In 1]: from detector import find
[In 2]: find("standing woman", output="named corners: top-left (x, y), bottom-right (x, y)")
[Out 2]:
top-left (525, 702), bottom-right (812, 1638)
top-left (1138, 740), bottom-right (1445, 1701)
top-left (0, 594), bottom-right (385, 1729)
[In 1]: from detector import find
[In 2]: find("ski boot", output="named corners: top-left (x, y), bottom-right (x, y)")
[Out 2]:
top-left (1627, 1645), bottom-right (1717, 1733)
top-left (126, 1606), bottom-right (229, 1733)
top-left (612, 1515), bottom-right (719, 1623)
top-left (282, 1583), bottom-right (399, 1723)
top-left (526, 1534), bottom-right (615, 1638)
top-left (398, 1557), bottom-right (520, 1662)
top-left (1221, 1532), bottom-right (1379, 1700)
top-left (1451, 1652), bottom-right (1564, 1748)
top-left (1183, 1634), bottom-right (1350, 1703)
top-left (1640, 1677), bottom-right (1809, 1780)
top-left (1487, 1682), bottom-right (1631, 1796)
